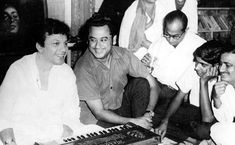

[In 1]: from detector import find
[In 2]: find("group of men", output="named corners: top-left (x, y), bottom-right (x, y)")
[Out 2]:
top-left (0, 1), bottom-right (235, 145)
top-left (76, 8), bottom-right (235, 145)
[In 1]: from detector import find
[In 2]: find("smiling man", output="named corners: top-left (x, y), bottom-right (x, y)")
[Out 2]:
top-left (0, 18), bottom-right (89, 145)
top-left (210, 45), bottom-right (235, 145)
top-left (74, 15), bottom-right (160, 130)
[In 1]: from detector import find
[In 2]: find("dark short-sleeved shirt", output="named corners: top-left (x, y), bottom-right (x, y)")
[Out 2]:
top-left (74, 46), bottom-right (149, 110)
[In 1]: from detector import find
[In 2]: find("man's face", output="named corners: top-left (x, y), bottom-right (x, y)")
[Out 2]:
top-left (194, 57), bottom-right (213, 77)
top-left (219, 52), bottom-right (235, 85)
top-left (3, 6), bottom-right (20, 34)
top-left (88, 25), bottom-right (112, 60)
top-left (38, 34), bottom-right (68, 66)
top-left (164, 19), bottom-right (186, 47)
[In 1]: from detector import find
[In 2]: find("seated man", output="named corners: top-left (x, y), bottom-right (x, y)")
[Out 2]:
top-left (74, 15), bottom-right (160, 129)
top-left (155, 40), bottom-right (224, 140)
top-left (0, 18), bottom-right (101, 145)
top-left (210, 45), bottom-right (235, 145)
top-left (141, 10), bottom-right (206, 96)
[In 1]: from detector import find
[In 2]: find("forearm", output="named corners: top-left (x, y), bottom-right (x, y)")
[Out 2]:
top-left (0, 128), bottom-right (15, 144)
top-left (200, 79), bottom-right (215, 122)
top-left (162, 92), bottom-right (185, 122)
top-left (146, 84), bottom-right (160, 111)
top-left (146, 75), bottom-right (160, 111)
top-left (95, 109), bottom-right (132, 125)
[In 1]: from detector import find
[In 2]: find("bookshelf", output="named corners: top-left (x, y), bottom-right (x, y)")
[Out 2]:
top-left (198, 7), bottom-right (235, 42)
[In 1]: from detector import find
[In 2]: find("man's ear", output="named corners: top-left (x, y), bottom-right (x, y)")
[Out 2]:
top-left (36, 43), bottom-right (43, 52)
top-left (113, 35), bottom-right (117, 45)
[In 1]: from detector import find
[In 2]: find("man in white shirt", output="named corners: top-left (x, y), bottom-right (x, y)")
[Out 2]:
top-left (0, 18), bottom-right (101, 145)
top-left (210, 45), bottom-right (235, 145)
top-left (142, 10), bottom-right (205, 94)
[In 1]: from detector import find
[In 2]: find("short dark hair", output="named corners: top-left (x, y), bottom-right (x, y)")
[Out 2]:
top-left (193, 40), bottom-right (225, 66)
top-left (86, 13), bottom-right (114, 37)
top-left (36, 18), bottom-right (70, 46)
top-left (163, 10), bottom-right (188, 32)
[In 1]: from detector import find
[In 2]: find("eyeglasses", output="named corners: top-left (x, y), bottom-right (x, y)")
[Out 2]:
top-left (163, 31), bottom-right (185, 40)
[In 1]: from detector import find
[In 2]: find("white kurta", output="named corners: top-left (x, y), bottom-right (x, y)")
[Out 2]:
top-left (148, 32), bottom-right (206, 89)
top-left (118, 0), bottom-right (167, 59)
top-left (0, 53), bottom-right (86, 145)
top-left (210, 84), bottom-right (235, 145)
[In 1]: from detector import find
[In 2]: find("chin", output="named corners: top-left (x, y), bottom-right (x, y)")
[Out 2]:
top-left (54, 59), bottom-right (65, 65)
top-left (92, 52), bottom-right (106, 59)
top-left (221, 76), bottom-right (230, 82)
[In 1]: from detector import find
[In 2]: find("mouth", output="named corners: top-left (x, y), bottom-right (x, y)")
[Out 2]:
top-left (57, 54), bottom-right (66, 58)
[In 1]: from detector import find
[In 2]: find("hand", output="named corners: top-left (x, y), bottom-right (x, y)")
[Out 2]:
top-left (201, 66), bottom-right (218, 83)
top-left (155, 120), bottom-right (168, 140)
top-left (0, 128), bottom-right (16, 145)
top-left (130, 116), bottom-right (153, 130)
top-left (141, 53), bottom-right (152, 67)
top-left (212, 77), bottom-right (228, 108)
top-left (61, 124), bottom-right (73, 138)
top-left (141, 34), bottom-right (151, 49)
top-left (212, 80), bottom-right (228, 99)
top-left (36, 140), bottom-right (60, 145)
top-left (144, 111), bottom-right (154, 119)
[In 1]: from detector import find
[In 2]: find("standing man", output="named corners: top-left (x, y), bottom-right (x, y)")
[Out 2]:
top-left (119, 0), bottom-right (167, 59)
top-left (74, 15), bottom-right (160, 129)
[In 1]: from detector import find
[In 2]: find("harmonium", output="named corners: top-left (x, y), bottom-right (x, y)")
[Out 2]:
top-left (58, 122), bottom-right (161, 145)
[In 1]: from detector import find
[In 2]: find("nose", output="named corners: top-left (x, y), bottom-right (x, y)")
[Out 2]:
top-left (194, 62), bottom-right (200, 71)
top-left (219, 63), bottom-right (226, 73)
top-left (58, 42), bottom-right (68, 53)
top-left (168, 37), bottom-right (175, 42)
top-left (95, 40), bottom-right (101, 48)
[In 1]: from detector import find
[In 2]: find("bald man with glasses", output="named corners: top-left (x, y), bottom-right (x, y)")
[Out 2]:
top-left (141, 10), bottom-right (206, 141)
top-left (141, 10), bottom-right (205, 96)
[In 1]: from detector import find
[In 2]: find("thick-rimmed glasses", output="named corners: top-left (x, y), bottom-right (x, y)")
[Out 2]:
top-left (163, 31), bottom-right (185, 40)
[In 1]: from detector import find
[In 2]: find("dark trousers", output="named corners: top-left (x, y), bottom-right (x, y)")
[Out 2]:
top-left (153, 80), bottom-right (214, 142)
top-left (97, 77), bottom-right (150, 128)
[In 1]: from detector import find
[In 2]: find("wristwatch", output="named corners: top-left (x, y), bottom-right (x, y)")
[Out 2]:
top-left (4, 138), bottom-right (14, 145)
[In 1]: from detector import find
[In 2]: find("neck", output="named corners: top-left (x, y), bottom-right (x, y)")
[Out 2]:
top-left (231, 81), bottom-right (235, 89)
top-left (36, 52), bottom-right (53, 72)
top-left (98, 53), bottom-right (112, 69)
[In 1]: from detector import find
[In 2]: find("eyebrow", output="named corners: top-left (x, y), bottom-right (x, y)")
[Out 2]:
top-left (89, 36), bottom-right (109, 39)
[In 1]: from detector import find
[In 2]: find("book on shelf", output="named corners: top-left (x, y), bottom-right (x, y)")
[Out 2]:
top-left (213, 15), bottom-right (227, 30)
top-left (209, 15), bottom-right (221, 30)
top-left (198, 14), bottom-right (231, 32)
